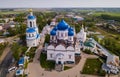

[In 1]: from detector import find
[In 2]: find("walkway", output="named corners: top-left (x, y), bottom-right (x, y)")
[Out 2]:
top-left (28, 48), bottom-right (99, 77)
top-left (93, 39), bottom-right (111, 56)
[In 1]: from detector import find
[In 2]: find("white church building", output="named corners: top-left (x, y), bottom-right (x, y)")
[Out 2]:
top-left (47, 20), bottom-right (81, 64)
top-left (26, 9), bottom-right (40, 47)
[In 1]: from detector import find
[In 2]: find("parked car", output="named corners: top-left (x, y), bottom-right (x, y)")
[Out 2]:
top-left (8, 66), bottom-right (17, 73)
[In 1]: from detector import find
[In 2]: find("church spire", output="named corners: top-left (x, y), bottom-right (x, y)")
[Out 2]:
top-left (80, 24), bottom-right (84, 32)
top-left (29, 9), bottom-right (33, 16)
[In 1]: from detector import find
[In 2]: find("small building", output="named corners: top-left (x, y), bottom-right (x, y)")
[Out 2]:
top-left (106, 55), bottom-right (119, 69)
top-left (18, 57), bottom-right (24, 66)
top-left (73, 16), bottom-right (84, 21)
top-left (16, 69), bottom-right (24, 76)
top-left (0, 39), bottom-right (5, 43)
top-left (84, 38), bottom-right (97, 53)
top-left (102, 55), bottom-right (119, 74)
top-left (50, 19), bottom-right (56, 26)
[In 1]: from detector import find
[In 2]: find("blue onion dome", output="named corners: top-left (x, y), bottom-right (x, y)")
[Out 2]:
top-left (50, 30), bottom-right (56, 36)
top-left (26, 28), bottom-right (35, 33)
top-left (28, 15), bottom-right (35, 19)
top-left (53, 26), bottom-right (58, 31)
top-left (68, 30), bottom-right (74, 36)
top-left (68, 27), bottom-right (74, 31)
top-left (57, 20), bottom-right (69, 30)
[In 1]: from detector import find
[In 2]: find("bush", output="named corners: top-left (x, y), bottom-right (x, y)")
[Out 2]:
top-left (0, 42), bottom-right (8, 56)
top-left (40, 53), bottom-right (55, 70)
top-left (83, 49), bottom-right (92, 54)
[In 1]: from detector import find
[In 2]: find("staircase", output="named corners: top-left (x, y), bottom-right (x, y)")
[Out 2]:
top-left (55, 64), bottom-right (64, 72)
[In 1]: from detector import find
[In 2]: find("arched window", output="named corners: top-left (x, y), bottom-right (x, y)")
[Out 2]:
top-left (32, 34), bottom-right (34, 37)
top-left (33, 22), bottom-right (35, 27)
top-left (61, 33), bottom-right (63, 37)
top-left (58, 32), bottom-right (59, 37)
top-left (29, 34), bottom-right (31, 37)
top-left (30, 21), bottom-right (32, 27)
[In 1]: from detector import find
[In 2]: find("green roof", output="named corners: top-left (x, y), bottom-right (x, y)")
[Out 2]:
top-left (84, 38), bottom-right (95, 48)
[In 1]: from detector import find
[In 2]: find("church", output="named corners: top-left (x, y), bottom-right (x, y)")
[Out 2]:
top-left (26, 9), bottom-right (40, 47)
top-left (47, 20), bottom-right (82, 64)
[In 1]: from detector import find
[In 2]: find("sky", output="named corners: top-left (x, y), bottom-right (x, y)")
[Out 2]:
top-left (0, 0), bottom-right (120, 8)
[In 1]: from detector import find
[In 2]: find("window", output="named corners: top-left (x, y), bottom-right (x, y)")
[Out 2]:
top-left (33, 22), bottom-right (35, 26)
top-left (65, 33), bottom-right (67, 36)
top-left (58, 32), bottom-right (59, 37)
top-left (29, 34), bottom-right (31, 37)
top-left (61, 33), bottom-right (63, 37)
top-left (50, 54), bottom-right (52, 58)
top-left (30, 21), bottom-right (32, 27)
top-left (69, 55), bottom-right (71, 59)
top-left (52, 36), bottom-right (54, 40)
top-left (32, 34), bottom-right (34, 37)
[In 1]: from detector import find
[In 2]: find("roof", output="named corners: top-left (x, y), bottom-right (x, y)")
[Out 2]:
top-left (57, 20), bottom-right (69, 30)
top-left (68, 27), bottom-right (74, 31)
top-left (106, 55), bottom-right (119, 66)
top-left (28, 15), bottom-right (35, 20)
top-left (84, 38), bottom-right (95, 48)
top-left (26, 28), bottom-right (36, 33)
top-left (36, 34), bottom-right (40, 39)
top-left (16, 69), bottom-right (24, 75)
top-left (68, 30), bottom-right (74, 36)
top-left (50, 30), bottom-right (56, 36)
top-left (18, 57), bottom-right (24, 65)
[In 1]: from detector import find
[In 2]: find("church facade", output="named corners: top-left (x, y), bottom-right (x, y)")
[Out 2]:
top-left (26, 10), bottom-right (40, 47)
top-left (47, 20), bottom-right (81, 64)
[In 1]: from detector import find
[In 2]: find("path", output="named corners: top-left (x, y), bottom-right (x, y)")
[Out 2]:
top-left (28, 46), bottom-right (100, 77)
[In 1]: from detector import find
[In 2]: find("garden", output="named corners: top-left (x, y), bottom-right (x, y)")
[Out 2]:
top-left (82, 58), bottom-right (106, 76)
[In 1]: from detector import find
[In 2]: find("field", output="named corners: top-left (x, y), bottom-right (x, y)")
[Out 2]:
top-left (93, 12), bottom-right (120, 17)
top-left (0, 11), bottom-right (25, 15)
top-left (82, 58), bottom-right (106, 76)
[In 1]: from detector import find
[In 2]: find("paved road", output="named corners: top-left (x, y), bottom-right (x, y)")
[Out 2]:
top-left (0, 36), bottom-right (18, 77)
top-left (0, 51), bottom-right (13, 77)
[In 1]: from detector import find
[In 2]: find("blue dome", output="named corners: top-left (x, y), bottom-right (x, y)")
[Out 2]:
top-left (68, 31), bottom-right (74, 36)
top-left (68, 27), bottom-right (74, 31)
top-left (57, 20), bottom-right (69, 30)
top-left (26, 28), bottom-right (35, 33)
top-left (28, 15), bottom-right (35, 19)
top-left (50, 30), bottom-right (56, 36)
top-left (53, 26), bottom-right (58, 31)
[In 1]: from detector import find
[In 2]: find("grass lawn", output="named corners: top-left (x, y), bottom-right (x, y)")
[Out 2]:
top-left (40, 53), bottom-right (55, 70)
top-left (82, 58), bottom-right (106, 76)
top-left (64, 66), bottom-right (72, 70)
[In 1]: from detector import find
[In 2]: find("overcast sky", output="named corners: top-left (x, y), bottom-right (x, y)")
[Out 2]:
top-left (0, 0), bottom-right (120, 8)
